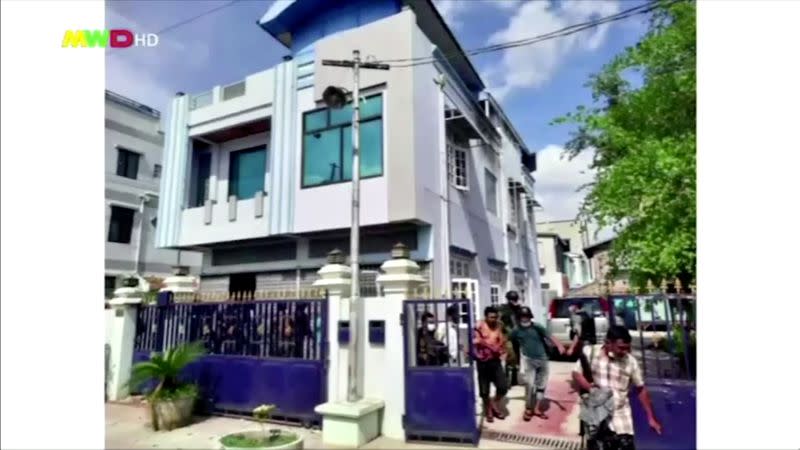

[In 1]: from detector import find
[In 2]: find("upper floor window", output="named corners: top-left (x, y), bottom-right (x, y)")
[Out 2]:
top-left (448, 144), bottom-right (468, 190)
top-left (229, 146), bottom-right (267, 200)
top-left (484, 169), bottom-right (497, 214)
top-left (108, 205), bottom-right (135, 243)
top-left (490, 285), bottom-right (501, 305)
top-left (116, 148), bottom-right (140, 180)
top-left (191, 151), bottom-right (211, 208)
top-left (153, 164), bottom-right (162, 178)
top-left (302, 94), bottom-right (383, 188)
top-left (508, 185), bottom-right (519, 227)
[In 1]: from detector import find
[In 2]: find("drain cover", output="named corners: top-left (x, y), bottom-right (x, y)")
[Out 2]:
top-left (482, 430), bottom-right (583, 450)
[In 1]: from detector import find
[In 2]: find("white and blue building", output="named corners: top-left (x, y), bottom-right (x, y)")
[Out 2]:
top-left (155, 0), bottom-right (546, 319)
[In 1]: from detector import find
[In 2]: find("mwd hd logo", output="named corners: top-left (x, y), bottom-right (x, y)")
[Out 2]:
top-left (62, 29), bottom-right (159, 48)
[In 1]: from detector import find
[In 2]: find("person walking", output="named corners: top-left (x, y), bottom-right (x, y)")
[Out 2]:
top-left (473, 306), bottom-right (509, 423)
top-left (572, 325), bottom-right (663, 450)
top-left (498, 290), bottom-right (523, 384)
top-left (509, 307), bottom-right (567, 420)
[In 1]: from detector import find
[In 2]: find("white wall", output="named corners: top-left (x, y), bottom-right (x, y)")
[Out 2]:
top-left (188, 69), bottom-right (275, 130)
top-left (179, 133), bottom-right (270, 246)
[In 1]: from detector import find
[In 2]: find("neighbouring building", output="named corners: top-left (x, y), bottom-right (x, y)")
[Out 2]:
top-left (536, 233), bottom-right (572, 298)
top-left (537, 219), bottom-right (595, 290)
top-left (154, 0), bottom-right (545, 320)
top-left (105, 90), bottom-right (202, 299)
top-left (570, 236), bottom-right (631, 296)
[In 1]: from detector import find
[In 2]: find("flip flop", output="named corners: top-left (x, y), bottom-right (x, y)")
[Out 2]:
top-left (523, 410), bottom-right (534, 422)
top-left (534, 411), bottom-right (549, 420)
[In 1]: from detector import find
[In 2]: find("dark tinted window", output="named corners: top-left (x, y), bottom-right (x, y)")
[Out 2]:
top-left (553, 298), bottom-right (602, 318)
top-left (108, 206), bottom-right (135, 243)
top-left (116, 148), bottom-right (140, 179)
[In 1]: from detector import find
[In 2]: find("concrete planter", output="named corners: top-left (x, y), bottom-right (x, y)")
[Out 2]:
top-left (219, 431), bottom-right (304, 450)
top-left (150, 395), bottom-right (195, 431)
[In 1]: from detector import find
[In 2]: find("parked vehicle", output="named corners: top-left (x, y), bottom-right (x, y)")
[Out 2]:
top-left (546, 296), bottom-right (614, 357)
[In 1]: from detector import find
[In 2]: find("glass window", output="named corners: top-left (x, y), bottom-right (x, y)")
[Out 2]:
top-left (108, 206), bottom-right (135, 243)
top-left (485, 169), bottom-right (497, 214)
top-left (229, 147), bottom-right (266, 200)
top-left (342, 119), bottom-right (383, 180)
top-left (448, 144), bottom-right (468, 189)
top-left (116, 148), bottom-right (140, 180)
top-left (304, 109), bottom-right (328, 132)
top-left (153, 164), bottom-right (162, 178)
top-left (303, 128), bottom-right (341, 186)
top-left (301, 93), bottom-right (384, 188)
top-left (192, 152), bottom-right (211, 207)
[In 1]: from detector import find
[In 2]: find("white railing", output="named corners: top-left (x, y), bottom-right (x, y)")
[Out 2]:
top-left (189, 90), bottom-right (213, 111)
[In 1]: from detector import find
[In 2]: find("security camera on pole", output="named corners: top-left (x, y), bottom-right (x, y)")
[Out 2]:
top-left (321, 51), bottom-right (389, 403)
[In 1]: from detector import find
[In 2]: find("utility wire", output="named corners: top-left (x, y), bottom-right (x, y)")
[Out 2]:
top-left (383, 0), bottom-right (683, 68)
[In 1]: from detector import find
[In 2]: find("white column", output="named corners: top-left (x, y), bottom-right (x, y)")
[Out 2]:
top-left (313, 253), bottom-right (351, 403)
top-left (376, 245), bottom-right (425, 440)
top-left (313, 250), bottom-right (384, 448)
top-left (106, 285), bottom-right (143, 401)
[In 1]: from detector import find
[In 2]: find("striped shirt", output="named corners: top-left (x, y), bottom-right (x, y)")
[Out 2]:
top-left (574, 345), bottom-right (645, 435)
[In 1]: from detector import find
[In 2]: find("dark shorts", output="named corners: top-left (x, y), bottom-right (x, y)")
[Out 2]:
top-left (586, 426), bottom-right (635, 450)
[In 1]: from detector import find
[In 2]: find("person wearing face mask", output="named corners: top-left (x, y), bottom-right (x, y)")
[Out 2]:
top-left (572, 326), bottom-right (662, 450)
top-left (510, 307), bottom-right (567, 420)
top-left (417, 312), bottom-right (447, 366)
top-left (499, 291), bottom-right (523, 384)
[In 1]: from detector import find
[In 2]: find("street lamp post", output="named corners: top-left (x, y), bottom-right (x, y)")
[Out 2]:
top-left (321, 50), bottom-right (389, 403)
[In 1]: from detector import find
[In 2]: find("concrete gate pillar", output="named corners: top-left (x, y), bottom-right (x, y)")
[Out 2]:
top-left (106, 281), bottom-right (144, 401)
top-left (376, 243), bottom-right (425, 440)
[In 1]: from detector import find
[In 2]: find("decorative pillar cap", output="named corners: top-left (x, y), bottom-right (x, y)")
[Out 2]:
top-left (391, 242), bottom-right (410, 259)
top-left (175, 91), bottom-right (185, 97)
top-left (327, 248), bottom-right (346, 265)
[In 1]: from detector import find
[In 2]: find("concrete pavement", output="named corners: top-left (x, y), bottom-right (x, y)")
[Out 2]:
top-left (105, 403), bottom-right (539, 449)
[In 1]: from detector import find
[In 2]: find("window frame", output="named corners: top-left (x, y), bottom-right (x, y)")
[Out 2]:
top-left (228, 145), bottom-right (268, 200)
top-left (484, 169), bottom-right (497, 214)
top-left (108, 205), bottom-right (136, 244)
top-left (301, 93), bottom-right (384, 189)
top-left (153, 164), bottom-right (162, 178)
top-left (490, 284), bottom-right (501, 305)
top-left (448, 143), bottom-right (468, 190)
top-left (116, 147), bottom-right (140, 180)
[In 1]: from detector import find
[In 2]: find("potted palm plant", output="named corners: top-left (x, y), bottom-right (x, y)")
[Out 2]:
top-left (128, 341), bottom-right (205, 431)
top-left (219, 404), bottom-right (304, 450)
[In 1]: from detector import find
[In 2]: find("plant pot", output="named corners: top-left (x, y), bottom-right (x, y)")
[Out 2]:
top-left (150, 395), bottom-right (195, 431)
top-left (220, 431), bottom-right (304, 450)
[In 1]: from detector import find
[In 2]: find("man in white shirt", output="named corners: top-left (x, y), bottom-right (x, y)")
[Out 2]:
top-left (436, 304), bottom-right (467, 367)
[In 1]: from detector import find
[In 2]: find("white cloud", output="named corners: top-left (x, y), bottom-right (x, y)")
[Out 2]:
top-left (484, 0), bottom-right (620, 100)
top-left (105, 8), bottom-right (212, 114)
top-left (533, 144), bottom-right (595, 223)
top-left (433, 0), bottom-right (523, 29)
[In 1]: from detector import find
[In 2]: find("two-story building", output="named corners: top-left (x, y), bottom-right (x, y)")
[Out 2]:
top-left (154, 0), bottom-right (544, 319)
top-left (105, 90), bottom-right (202, 298)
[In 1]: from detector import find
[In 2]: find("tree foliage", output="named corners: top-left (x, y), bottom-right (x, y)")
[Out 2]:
top-left (553, 0), bottom-right (696, 287)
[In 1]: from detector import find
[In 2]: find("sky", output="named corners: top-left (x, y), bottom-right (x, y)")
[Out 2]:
top-left (106, 0), bottom-right (649, 234)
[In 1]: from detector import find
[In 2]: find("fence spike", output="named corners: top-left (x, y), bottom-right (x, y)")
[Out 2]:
top-left (646, 279), bottom-right (655, 293)
top-left (675, 278), bottom-right (683, 291)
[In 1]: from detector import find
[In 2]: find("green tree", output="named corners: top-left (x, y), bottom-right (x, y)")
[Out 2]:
top-left (554, 0), bottom-right (696, 288)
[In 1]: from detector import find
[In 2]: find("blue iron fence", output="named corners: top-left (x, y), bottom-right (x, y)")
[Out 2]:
top-left (610, 293), bottom-right (696, 450)
top-left (132, 297), bottom-right (328, 426)
top-left (402, 298), bottom-right (479, 445)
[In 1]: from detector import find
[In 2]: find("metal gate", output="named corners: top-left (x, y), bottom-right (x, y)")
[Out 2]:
top-left (132, 296), bottom-right (328, 426)
top-left (402, 298), bottom-right (479, 444)
top-left (610, 293), bottom-right (696, 450)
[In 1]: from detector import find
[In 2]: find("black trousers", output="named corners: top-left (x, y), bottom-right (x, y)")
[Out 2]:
top-left (585, 424), bottom-right (635, 450)
top-left (476, 358), bottom-right (508, 399)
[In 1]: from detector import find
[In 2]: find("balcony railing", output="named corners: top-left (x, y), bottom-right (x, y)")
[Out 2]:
top-left (188, 79), bottom-right (248, 111)
top-left (189, 90), bottom-right (213, 111)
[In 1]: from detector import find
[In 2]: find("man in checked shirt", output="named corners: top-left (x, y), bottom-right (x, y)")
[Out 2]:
top-left (572, 326), bottom-right (662, 450)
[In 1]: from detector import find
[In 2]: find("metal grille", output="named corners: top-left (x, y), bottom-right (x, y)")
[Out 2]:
top-left (133, 299), bottom-right (327, 361)
top-left (482, 430), bottom-right (583, 450)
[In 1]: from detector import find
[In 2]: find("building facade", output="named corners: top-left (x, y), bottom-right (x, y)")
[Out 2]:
top-left (537, 219), bottom-right (595, 289)
top-left (105, 90), bottom-right (202, 298)
top-left (154, 0), bottom-right (544, 320)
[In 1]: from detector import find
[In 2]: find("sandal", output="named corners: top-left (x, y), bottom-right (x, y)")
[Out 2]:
top-left (491, 401), bottom-right (507, 420)
top-left (523, 410), bottom-right (534, 422)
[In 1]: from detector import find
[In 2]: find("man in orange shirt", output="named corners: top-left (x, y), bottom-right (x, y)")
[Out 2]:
top-left (474, 306), bottom-right (509, 422)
